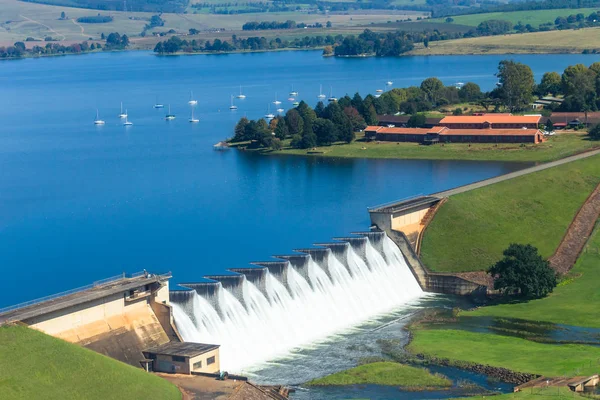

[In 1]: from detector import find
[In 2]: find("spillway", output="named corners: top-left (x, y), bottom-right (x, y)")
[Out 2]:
top-left (170, 231), bottom-right (423, 372)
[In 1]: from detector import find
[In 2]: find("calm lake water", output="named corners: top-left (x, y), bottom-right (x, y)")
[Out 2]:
top-left (1, 50), bottom-right (597, 307)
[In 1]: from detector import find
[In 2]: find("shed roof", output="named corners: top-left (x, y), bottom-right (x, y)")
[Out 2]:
top-left (440, 115), bottom-right (541, 124)
top-left (143, 342), bottom-right (220, 358)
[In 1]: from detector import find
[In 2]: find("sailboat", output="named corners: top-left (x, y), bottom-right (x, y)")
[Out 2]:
top-left (153, 96), bottom-right (164, 109)
top-left (229, 95), bottom-right (238, 110)
top-left (188, 91), bottom-right (198, 106)
top-left (289, 85), bottom-right (298, 96)
top-left (118, 102), bottom-right (127, 118)
top-left (123, 110), bottom-right (133, 126)
top-left (386, 80), bottom-right (393, 86)
top-left (165, 105), bottom-right (176, 120)
top-left (189, 106), bottom-right (199, 123)
top-left (273, 92), bottom-right (281, 105)
top-left (318, 84), bottom-right (326, 99)
top-left (327, 86), bottom-right (337, 102)
top-left (93, 109), bottom-right (105, 125)
top-left (236, 86), bottom-right (246, 99)
top-left (276, 105), bottom-right (284, 113)
top-left (265, 104), bottom-right (275, 119)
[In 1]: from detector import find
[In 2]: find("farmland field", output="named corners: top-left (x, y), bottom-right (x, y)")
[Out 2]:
top-left (431, 7), bottom-right (600, 27)
top-left (409, 26), bottom-right (600, 55)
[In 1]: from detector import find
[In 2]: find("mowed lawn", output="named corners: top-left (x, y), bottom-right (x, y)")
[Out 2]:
top-left (408, 329), bottom-right (600, 377)
top-left (0, 325), bottom-right (181, 400)
top-left (272, 132), bottom-right (599, 162)
top-left (420, 154), bottom-right (600, 273)
top-left (307, 361), bottom-right (451, 387)
top-left (456, 387), bottom-right (586, 400)
top-left (465, 224), bottom-right (600, 328)
top-left (431, 8), bottom-right (600, 27)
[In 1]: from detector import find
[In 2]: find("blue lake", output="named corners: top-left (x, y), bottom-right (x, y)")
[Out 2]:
top-left (1, 50), bottom-right (598, 307)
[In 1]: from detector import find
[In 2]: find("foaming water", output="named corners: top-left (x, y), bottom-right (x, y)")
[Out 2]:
top-left (171, 233), bottom-right (423, 372)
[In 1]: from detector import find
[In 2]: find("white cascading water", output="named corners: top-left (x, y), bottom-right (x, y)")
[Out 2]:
top-left (171, 234), bottom-right (423, 372)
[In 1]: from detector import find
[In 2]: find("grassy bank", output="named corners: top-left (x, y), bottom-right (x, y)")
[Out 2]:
top-left (408, 329), bottom-right (600, 377)
top-left (409, 27), bottom-right (600, 55)
top-left (457, 387), bottom-right (583, 400)
top-left (465, 224), bottom-right (600, 328)
top-left (307, 361), bottom-right (451, 387)
top-left (265, 132), bottom-right (599, 163)
top-left (430, 8), bottom-right (599, 27)
top-left (0, 325), bottom-right (181, 400)
top-left (420, 154), bottom-right (600, 273)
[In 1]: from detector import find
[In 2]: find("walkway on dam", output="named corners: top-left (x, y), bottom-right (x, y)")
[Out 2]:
top-left (434, 148), bottom-right (600, 198)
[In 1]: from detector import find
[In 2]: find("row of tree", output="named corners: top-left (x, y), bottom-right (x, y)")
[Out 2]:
top-left (0, 32), bottom-right (128, 59)
top-left (241, 20), bottom-right (330, 30)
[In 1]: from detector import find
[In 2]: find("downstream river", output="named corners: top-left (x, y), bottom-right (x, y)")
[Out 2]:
top-left (0, 50), bottom-right (597, 307)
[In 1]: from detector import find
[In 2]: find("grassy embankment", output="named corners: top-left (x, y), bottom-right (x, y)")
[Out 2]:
top-left (307, 361), bottom-right (452, 388)
top-left (409, 26), bottom-right (600, 55)
top-left (410, 224), bottom-right (600, 379)
top-left (0, 324), bottom-right (181, 400)
top-left (264, 131), bottom-right (599, 163)
top-left (420, 153), bottom-right (600, 273)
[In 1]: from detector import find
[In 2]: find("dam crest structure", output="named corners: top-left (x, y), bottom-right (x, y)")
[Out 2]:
top-left (170, 231), bottom-right (424, 372)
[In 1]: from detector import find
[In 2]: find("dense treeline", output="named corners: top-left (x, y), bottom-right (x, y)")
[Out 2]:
top-left (242, 20), bottom-right (329, 30)
top-left (76, 15), bottom-right (113, 23)
top-left (537, 62), bottom-right (600, 112)
top-left (154, 33), bottom-right (341, 53)
top-left (0, 32), bottom-right (128, 59)
top-left (430, 0), bottom-right (600, 17)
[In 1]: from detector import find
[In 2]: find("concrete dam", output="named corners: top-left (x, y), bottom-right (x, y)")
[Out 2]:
top-left (170, 231), bottom-right (424, 372)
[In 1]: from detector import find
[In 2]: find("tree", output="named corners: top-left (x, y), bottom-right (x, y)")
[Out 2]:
top-left (285, 109), bottom-right (303, 136)
top-left (420, 77), bottom-right (444, 107)
top-left (589, 124), bottom-right (600, 140)
top-left (538, 71), bottom-right (562, 96)
top-left (313, 118), bottom-right (336, 145)
top-left (273, 117), bottom-right (288, 140)
top-left (497, 60), bottom-right (534, 112)
top-left (407, 114), bottom-right (426, 127)
top-left (488, 243), bottom-right (557, 299)
top-left (326, 21), bottom-right (332, 28)
top-left (60, 11), bottom-right (66, 19)
top-left (233, 117), bottom-right (249, 141)
top-left (459, 82), bottom-right (482, 102)
top-left (545, 119), bottom-right (554, 132)
top-left (364, 105), bottom-right (378, 125)
top-left (561, 64), bottom-right (596, 111)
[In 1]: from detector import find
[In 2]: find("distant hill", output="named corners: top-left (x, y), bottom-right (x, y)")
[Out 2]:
top-left (21, 0), bottom-right (188, 13)
top-left (0, 324), bottom-right (181, 400)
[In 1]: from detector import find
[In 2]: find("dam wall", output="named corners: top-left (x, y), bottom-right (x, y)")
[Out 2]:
top-left (0, 272), bottom-right (176, 367)
top-left (370, 197), bottom-right (488, 296)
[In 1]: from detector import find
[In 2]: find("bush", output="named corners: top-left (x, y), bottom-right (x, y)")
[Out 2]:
top-left (452, 107), bottom-right (463, 115)
top-left (589, 124), bottom-right (600, 140)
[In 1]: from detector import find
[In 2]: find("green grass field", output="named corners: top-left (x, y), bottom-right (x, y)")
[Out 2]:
top-left (0, 324), bottom-right (181, 400)
top-left (420, 154), bottom-right (600, 273)
top-left (307, 361), bottom-right (452, 387)
top-left (465, 225), bottom-right (600, 328)
top-left (270, 132), bottom-right (599, 163)
top-left (431, 8), bottom-right (600, 27)
top-left (456, 386), bottom-right (585, 400)
top-left (408, 329), bottom-right (600, 377)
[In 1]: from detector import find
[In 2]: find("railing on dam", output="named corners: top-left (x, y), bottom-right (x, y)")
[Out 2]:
top-left (367, 194), bottom-right (425, 212)
top-left (0, 271), bottom-right (171, 315)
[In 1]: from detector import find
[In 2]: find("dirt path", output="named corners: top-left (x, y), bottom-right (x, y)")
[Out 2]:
top-left (549, 183), bottom-right (600, 274)
top-left (19, 14), bottom-right (65, 40)
top-left (70, 18), bottom-right (87, 38)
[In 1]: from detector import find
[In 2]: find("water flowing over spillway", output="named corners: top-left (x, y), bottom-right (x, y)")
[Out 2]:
top-left (170, 232), bottom-right (424, 372)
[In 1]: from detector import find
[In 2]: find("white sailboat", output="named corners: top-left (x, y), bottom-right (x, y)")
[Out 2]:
top-left (327, 86), bottom-right (337, 102)
top-left (188, 91), bottom-right (198, 106)
top-left (123, 110), bottom-right (133, 126)
top-left (386, 80), bottom-right (393, 86)
top-left (265, 104), bottom-right (275, 119)
top-left (289, 85), bottom-right (298, 96)
top-left (229, 95), bottom-right (238, 110)
top-left (165, 105), bottom-right (176, 120)
top-left (153, 96), bottom-right (164, 109)
top-left (236, 86), bottom-right (246, 99)
top-left (189, 106), bottom-right (199, 123)
top-left (273, 92), bottom-right (282, 105)
top-left (318, 84), bottom-right (326, 99)
top-left (118, 102), bottom-right (127, 118)
top-left (93, 109), bottom-right (105, 125)
top-left (276, 106), bottom-right (284, 113)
